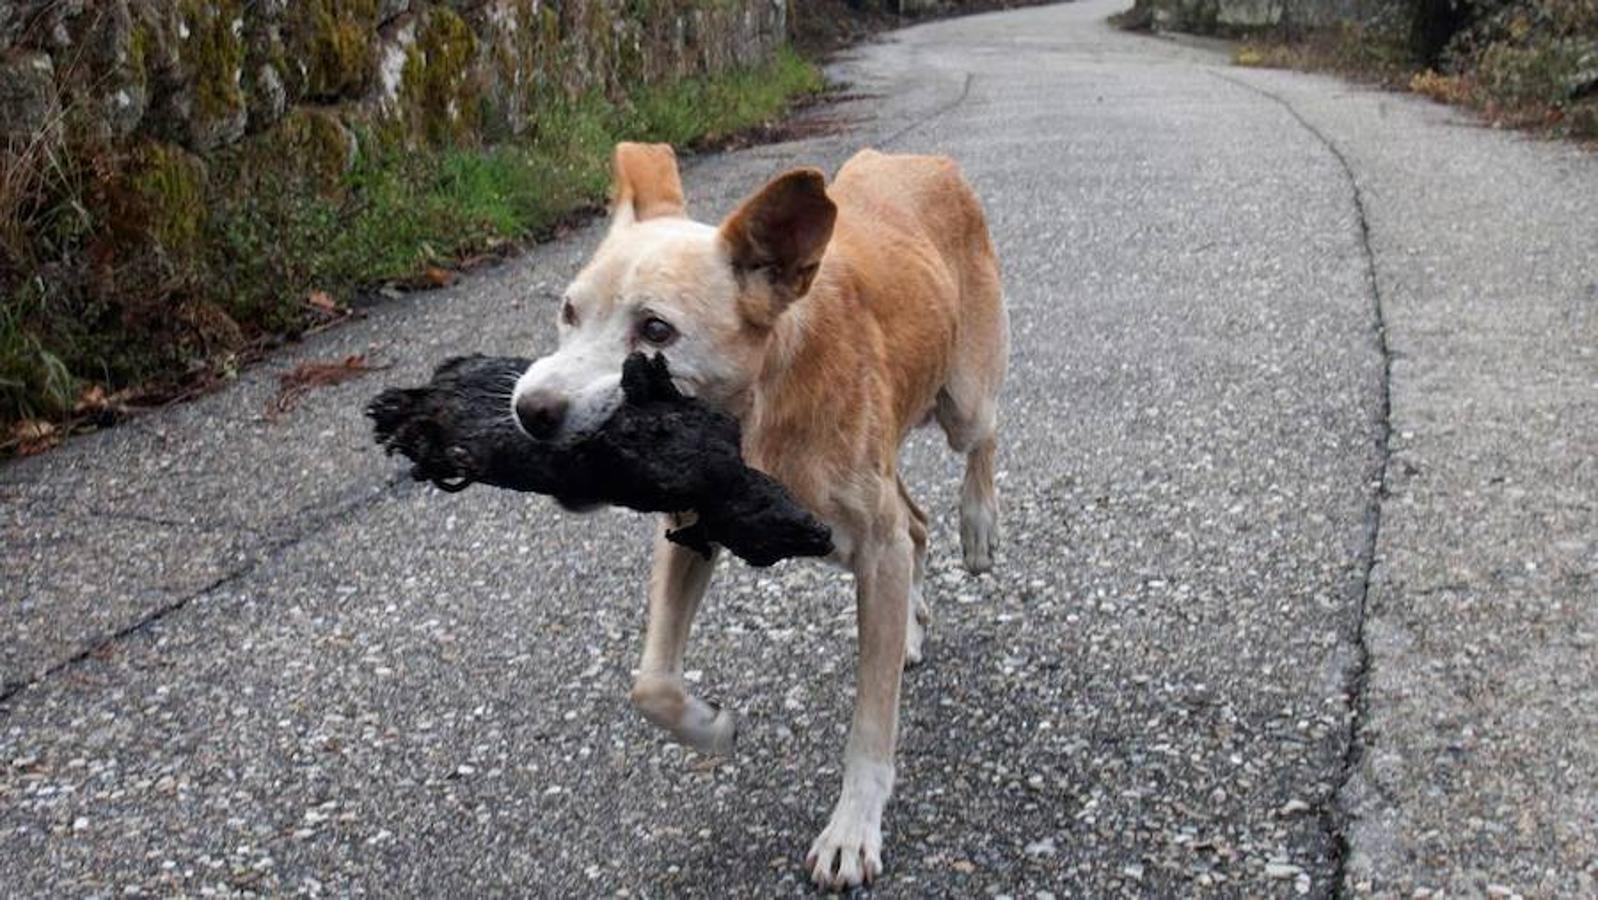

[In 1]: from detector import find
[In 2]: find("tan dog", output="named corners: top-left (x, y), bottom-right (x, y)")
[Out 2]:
top-left (512, 143), bottom-right (1008, 889)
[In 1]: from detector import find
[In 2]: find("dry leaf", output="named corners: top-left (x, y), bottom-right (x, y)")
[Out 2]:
top-left (423, 266), bottom-right (457, 288)
top-left (267, 354), bottom-right (389, 419)
top-left (7, 419), bottom-right (60, 456)
top-left (74, 384), bottom-right (109, 412)
top-left (306, 290), bottom-right (338, 314)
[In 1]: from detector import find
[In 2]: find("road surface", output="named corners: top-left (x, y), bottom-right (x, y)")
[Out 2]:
top-left (4, 1), bottom-right (1596, 895)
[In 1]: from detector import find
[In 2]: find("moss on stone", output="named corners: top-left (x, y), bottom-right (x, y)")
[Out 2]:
top-left (128, 20), bottom-right (152, 89)
top-left (586, 0), bottom-right (619, 94)
top-left (127, 141), bottom-right (209, 253)
top-left (400, 6), bottom-right (481, 145)
top-left (261, 107), bottom-right (358, 190)
top-left (535, 4), bottom-right (566, 100)
top-left (178, 0), bottom-right (245, 122)
top-left (295, 0), bottom-right (379, 100)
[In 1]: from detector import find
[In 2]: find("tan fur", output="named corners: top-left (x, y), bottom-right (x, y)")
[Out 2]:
top-left (518, 143), bottom-right (1007, 889)
top-left (612, 143), bottom-right (686, 222)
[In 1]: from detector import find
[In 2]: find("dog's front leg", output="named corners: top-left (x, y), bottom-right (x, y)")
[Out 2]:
top-left (807, 525), bottom-right (912, 889)
top-left (629, 517), bottom-right (737, 756)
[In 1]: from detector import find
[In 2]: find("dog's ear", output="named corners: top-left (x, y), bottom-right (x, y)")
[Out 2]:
top-left (611, 142), bottom-right (686, 225)
top-left (719, 168), bottom-right (836, 328)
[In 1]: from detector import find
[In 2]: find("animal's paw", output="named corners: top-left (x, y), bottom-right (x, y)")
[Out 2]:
top-left (688, 704), bottom-right (739, 757)
top-left (904, 614), bottom-right (926, 669)
top-left (631, 676), bottom-right (738, 757)
top-left (805, 812), bottom-right (883, 891)
top-left (960, 509), bottom-right (999, 574)
top-left (905, 592), bottom-right (930, 669)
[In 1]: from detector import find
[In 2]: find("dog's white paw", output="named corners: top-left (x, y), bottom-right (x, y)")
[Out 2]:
top-left (805, 812), bottom-right (883, 890)
top-left (904, 615), bottom-right (926, 668)
top-left (631, 675), bottom-right (738, 757)
top-left (681, 703), bottom-right (738, 757)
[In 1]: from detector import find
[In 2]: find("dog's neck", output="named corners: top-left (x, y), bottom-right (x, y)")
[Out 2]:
top-left (736, 261), bottom-right (874, 497)
top-left (725, 308), bottom-right (805, 435)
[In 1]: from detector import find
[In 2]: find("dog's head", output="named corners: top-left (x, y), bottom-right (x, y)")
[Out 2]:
top-left (511, 142), bottom-right (837, 441)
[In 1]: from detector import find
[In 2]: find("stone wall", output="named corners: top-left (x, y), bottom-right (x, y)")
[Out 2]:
top-left (0, 0), bottom-right (789, 156)
top-left (1129, 0), bottom-right (1397, 33)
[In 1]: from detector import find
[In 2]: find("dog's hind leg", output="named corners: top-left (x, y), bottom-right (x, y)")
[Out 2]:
top-left (896, 476), bottom-right (930, 667)
top-left (629, 516), bottom-right (736, 756)
top-left (938, 246), bottom-right (1007, 574)
top-left (935, 353), bottom-right (1004, 574)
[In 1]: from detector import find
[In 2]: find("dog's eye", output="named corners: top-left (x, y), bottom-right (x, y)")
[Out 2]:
top-left (638, 316), bottom-right (676, 345)
top-left (560, 300), bottom-right (578, 327)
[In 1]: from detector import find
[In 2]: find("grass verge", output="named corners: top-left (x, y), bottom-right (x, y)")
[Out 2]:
top-left (0, 46), bottom-right (823, 453)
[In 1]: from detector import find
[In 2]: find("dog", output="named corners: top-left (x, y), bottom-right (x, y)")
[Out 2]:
top-left (511, 142), bottom-right (1008, 889)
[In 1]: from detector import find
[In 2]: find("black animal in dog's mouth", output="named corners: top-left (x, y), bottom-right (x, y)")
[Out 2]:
top-left (368, 352), bottom-right (832, 567)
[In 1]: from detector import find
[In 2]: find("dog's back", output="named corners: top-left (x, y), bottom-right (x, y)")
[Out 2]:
top-left (825, 150), bottom-right (1007, 444)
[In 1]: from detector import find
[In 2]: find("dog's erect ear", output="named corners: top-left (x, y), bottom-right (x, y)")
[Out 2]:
top-left (719, 168), bottom-right (836, 328)
top-left (611, 142), bottom-right (686, 225)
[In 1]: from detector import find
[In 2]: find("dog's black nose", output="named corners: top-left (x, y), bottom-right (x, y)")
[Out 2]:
top-left (515, 390), bottom-right (569, 440)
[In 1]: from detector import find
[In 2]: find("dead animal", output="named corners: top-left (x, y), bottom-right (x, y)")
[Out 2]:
top-left (367, 352), bottom-right (834, 567)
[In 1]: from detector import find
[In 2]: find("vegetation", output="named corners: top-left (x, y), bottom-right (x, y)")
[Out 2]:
top-left (1228, 1), bottom-right (1598, 140)
top-left (0, 44), bottom-right (822, 445)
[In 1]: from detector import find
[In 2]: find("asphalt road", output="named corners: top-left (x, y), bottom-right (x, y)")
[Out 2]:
top-left (4, 2), bottom-right (1596, 896)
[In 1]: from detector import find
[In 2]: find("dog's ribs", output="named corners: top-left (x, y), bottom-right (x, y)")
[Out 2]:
top-left (367, 352), bottom-right (833, 567)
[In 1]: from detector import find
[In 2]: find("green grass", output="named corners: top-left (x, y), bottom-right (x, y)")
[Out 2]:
top-left (0, 282), bottom-right (76, 422)
top-left (1, 45), bottom-right (824, 439)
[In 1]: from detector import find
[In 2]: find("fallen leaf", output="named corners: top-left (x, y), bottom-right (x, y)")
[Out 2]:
top-left (267, 354), bottom-right (389, 419)
top-left (423, 265), bottom-right (456, 288)
top-left (6, 419), bottom-right (60, 456)
top-left (74, 385), bottom-right (108, 412)
top-left (306, 290), bottom-right (339, 314)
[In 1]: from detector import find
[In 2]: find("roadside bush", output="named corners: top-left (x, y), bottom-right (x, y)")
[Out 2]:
top-left (1449, 2), bottom-right (1598, 114)
top-left (1226, 0), bottom-right (1598, 139)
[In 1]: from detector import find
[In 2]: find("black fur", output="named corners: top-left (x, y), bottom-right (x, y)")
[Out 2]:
top-left (367, 352), bottom-right (833, 567)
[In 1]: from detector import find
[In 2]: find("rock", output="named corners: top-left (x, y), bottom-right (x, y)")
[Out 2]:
top-left (377, 0), bottom-right (411, 27)
top-left (0, 50), bottom-right (59, 143)
top-left (3, 1), bottom-right (82, 50)
top-left (245, 62), bottom-right (285, 130)
top-left (147, 2), bottom-right (248, 151)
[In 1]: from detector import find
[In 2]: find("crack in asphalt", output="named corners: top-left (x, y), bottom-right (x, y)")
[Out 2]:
top-left (82, 507), bottom-right (268, 534)
top-left (0, 477), bottom-right (411, 710)
top-left (1207, 70), bottom-right (1394, 898)
top-left (879, 71), bottom-right (976, 148)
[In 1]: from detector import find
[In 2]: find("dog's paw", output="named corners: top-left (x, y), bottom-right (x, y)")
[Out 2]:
top-left (631, 676), bottom-right (738, 757)
top-left (904, 615), bottom-right (926, 669)
top-left (805, 814), bottom-right (883, 891)
top-left (960, 512), bottom-right (998, 574)
top-left (904, 587), bottom-right (931, 669)
top-left (686, 704), bottom-right (739, 757)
